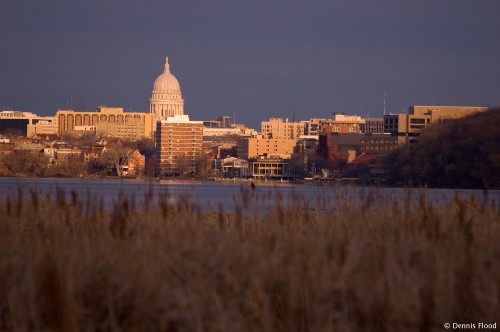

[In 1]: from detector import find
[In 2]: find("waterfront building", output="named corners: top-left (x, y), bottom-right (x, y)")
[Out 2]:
top-left (126, 149), bottom-right (146, 176)
top-left (249, 158), bottom-right (293, 179)
top-left (220, 157), bottom-right (250, 178)
top-left (149, 56), bottom-right (184, 119)
top-left (237, 135), bottom-right (297, 160)
top-left (155, 114), bottom-right (203, 176)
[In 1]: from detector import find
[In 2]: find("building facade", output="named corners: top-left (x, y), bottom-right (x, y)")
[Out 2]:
top-left (0, 110), bottom-right (55, 137)
top-left (155, 115), bottom-right (203, 176)
top-left (237, 135), bottom-right (297, 160)
top-left (149, 56), bottom-right (184, 119)
top-left (56, 107), bottom-right (154, 139)
top-left (383, 105), bottom-right (488, 144)
top-left (319, 133), bottom-right (399, 161)
top-left (361, 118), bottom-right (384, 134)
top-left (261, 118), bottom-right (305, 139)
top-left (321, 114), bottom-right (365, 134)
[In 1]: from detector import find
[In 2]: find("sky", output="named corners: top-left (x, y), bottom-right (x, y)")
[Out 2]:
top-left (1, 0), bottom-right (500, 129)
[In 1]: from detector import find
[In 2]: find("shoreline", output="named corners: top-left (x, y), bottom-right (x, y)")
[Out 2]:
top-left (0, 174), bottom-right (498, 191)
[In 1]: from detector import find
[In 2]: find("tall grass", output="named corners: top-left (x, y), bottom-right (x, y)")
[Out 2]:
top-left (0, 186), bottom-right (499, 331)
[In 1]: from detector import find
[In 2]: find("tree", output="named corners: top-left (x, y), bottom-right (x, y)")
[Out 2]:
top-left (100, 143), bottom-right (131, 176)
top-left (175, 154), bottom-right (194, 177)
top-left (0, 151), bottom-right (47, 176)
top-left (381, 107), bottom-right (500, 188)
top-left (195, 153), bottom-right (214, 178)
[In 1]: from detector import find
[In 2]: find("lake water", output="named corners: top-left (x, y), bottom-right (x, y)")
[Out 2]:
top-left (0, 177), bottom-right (499, 213)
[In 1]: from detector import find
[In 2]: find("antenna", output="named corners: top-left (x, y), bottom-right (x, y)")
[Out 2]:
top-left (383, 92), bottom-right (387, 116)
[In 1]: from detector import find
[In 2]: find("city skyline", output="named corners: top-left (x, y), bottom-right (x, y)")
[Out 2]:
top-left (2, 1), bottom-right (500, 129)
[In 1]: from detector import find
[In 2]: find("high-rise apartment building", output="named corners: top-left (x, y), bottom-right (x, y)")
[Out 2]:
top-left (155, 115), bottom-right (203, 176)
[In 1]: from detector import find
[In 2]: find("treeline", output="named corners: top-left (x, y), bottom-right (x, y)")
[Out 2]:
top-left (0, 138), bottom-right (157, 178)
top-left (383, 107), bottom-right (500, 189)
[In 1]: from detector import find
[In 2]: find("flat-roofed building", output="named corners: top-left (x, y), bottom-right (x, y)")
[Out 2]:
top-left (319, 132), bottom-right (399, 161)
top-left (321, 114), bottom-right (365, 134)
top-left (361, 118), bottom-right (384, 134)
top-left (383, 105), bottom-right (488, 144)
top-left (237, 135), bottom-right (297, 160)
top-left (57, 107), bottom-right (154, 139)
top-left (301, 118), bottom-right (325, 136)
top-left (0, 110), bottom-right (54, 137)
top-left (27, 117), bottom-right (58, 137)
top-left (155, 114), bottom-right (203, 176)
top-left (261, 118), bottom-right (304, 139)
top-left (249, 158), bottom-right (293, 179)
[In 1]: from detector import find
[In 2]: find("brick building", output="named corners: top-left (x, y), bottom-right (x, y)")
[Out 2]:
top-left (155, 115), bottom-right (203, 176)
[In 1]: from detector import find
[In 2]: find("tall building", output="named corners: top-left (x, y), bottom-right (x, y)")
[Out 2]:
top-left (149, 56), bottom-right (184, 119)
top-left (155, 115), bottom-right (203, 176)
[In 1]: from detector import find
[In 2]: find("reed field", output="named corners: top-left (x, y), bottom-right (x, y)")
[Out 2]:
top-left (0, 186), bottom-right (499, 331)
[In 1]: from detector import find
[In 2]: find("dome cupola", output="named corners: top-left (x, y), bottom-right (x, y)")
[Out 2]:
top-left (149, 56), bottom-right (184, 119)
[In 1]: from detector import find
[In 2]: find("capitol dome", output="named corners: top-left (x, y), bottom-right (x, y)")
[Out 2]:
top-left (149, 56), bottom-right (184, 119)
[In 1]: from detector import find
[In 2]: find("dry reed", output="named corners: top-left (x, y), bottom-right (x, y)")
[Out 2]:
top-left (0, 186), bottom-right (499, 331)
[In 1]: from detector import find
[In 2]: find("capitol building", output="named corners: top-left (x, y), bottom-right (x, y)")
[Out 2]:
top-left (149, 56), bottom-right (184, 119)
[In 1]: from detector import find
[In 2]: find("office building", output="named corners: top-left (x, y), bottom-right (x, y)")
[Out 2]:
top-left (56, 107), bottom-right (154, 139)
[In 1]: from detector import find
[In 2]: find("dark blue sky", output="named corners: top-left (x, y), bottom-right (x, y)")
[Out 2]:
top-left (1, 0), bottom-right (499, 128)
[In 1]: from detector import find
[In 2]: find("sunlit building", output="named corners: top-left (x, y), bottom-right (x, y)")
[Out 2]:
top-left (261, 118), bottom-right (304, 139)
top-left (237, 135), bottom-right (297, 160)
top-left (321, 113), bottom-right (365, 134)
top-left (0, 110), bottom-right (55, 137)
top-left (56, 107), bottom-right (154, 139)
top-left (383, 105), bottom-right (489, 144)
top-left (155, 115), bottom-right (203, 176)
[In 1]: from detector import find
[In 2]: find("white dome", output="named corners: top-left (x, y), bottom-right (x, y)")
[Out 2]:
top-left (149, 56), bottom-right (185, 119)
top-left (152, 57), bottom-right (181, 93)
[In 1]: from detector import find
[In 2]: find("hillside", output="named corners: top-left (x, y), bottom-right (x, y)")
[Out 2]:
top-left (384, 107), bottom-right (500, 188)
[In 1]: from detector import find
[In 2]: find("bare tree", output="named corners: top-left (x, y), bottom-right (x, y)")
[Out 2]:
top-left (194, 153), bottom-right (214, 178)
top-left (175, 154), bottom-right (194, 177)
top-left (100, 144), bottom-right (131, 176)
top-left (0, 151), bottom-right (47, 176)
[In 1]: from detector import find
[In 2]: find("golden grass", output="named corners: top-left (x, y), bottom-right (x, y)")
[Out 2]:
top-left (0, 187), bottom-right (499, 331)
